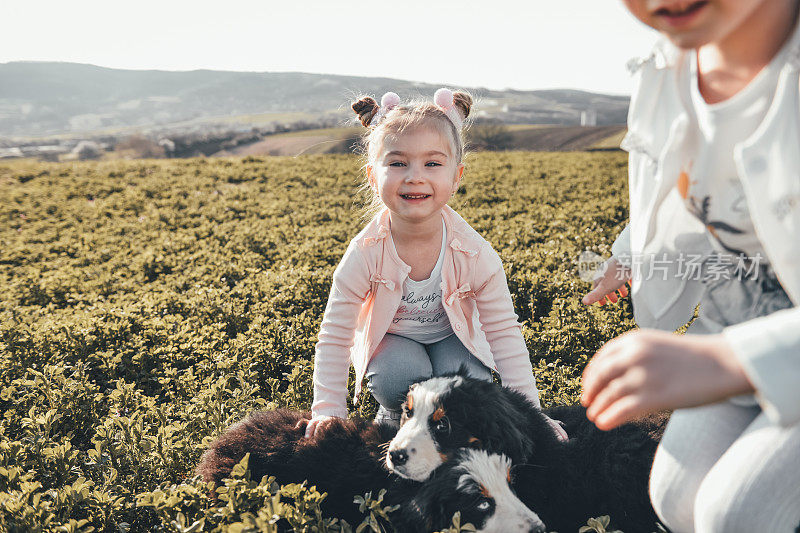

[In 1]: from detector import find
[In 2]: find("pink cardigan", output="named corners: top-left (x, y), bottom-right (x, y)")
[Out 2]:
top-left (311, 205), bottom-right (541, 418)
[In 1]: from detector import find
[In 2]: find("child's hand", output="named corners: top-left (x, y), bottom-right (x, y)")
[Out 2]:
top-left (580, 329), bottom-right (754, 431)
top-left (297, 415), bottom-right (339, 439)
top-left (543, 414), bottom-right (569, 442)
top-left (582, 257), bottom-right (631, 306)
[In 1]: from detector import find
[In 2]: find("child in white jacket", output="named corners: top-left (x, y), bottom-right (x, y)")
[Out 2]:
top-left (582, 1), bottom-right (800, 531)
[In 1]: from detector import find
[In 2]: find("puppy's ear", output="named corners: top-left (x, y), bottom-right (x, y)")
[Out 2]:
top-left (461, 385), bottom-right (535, 464)
top-left (489, 424), bottom-right (534, 466)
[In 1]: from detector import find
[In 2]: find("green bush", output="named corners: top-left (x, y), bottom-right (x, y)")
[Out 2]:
top-left (0, 153), bottom-right (636, 531)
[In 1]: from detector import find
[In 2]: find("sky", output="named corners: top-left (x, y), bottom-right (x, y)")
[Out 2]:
top-left (1, 0), bottom-right (659, 96)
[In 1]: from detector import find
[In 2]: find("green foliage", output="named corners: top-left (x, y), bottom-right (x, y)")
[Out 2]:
top-left (432, 512), bottom-right (477, 533)
top-left (0, 152), bottom-right (637, 531)
top-left (579, 515), bottom-right (623, 533)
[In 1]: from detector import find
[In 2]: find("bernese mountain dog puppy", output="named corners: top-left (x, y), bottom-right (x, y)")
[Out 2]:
top-left (197, 409), bottom-right (545, 532)
top-left (386, 374), bottom-right (667, 533)
top-left (407, 449), bottom-right (545, 533)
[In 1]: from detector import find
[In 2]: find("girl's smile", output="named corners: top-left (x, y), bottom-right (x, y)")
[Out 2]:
top-left (623, 0), bottom-right (791, 50)
top-left (399, 194), bottom-right (432, 203)
top-left (653, 0), bottom-right (709, 29)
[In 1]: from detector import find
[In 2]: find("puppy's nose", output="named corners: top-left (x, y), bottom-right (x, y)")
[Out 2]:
top-left (529, 524), bottom-right (546, 533)
top-left (390, 449), bottom-right (408, 466)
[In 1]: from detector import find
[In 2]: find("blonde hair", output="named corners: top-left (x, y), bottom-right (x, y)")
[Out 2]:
top-left (351, 92), bottom-right (473, 218)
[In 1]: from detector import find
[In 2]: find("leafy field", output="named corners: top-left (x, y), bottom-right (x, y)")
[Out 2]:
top-left (0, 152), bottom-right (636, 532)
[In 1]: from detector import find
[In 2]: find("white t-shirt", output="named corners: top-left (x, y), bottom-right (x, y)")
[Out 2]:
top-left (683, 46), bottom-right (790, 262)
top-left (387, 219), bottom-right (454, 344)
top-left (681, 46), bottom-right (793, 332)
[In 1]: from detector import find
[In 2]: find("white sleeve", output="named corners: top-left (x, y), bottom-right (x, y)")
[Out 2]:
top-left (311, 243), bottom-right (371, 418)
top-left (611, 224), bottom-right (632, 267)
top-left (722, 305), bottom-right (800, 426)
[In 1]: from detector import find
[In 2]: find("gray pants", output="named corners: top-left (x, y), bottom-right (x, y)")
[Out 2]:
top-left (649, 401), bottom-right (800, 532)
top-left (649, 275), bottom-right (799, 532)
top-left (365, 333), bottom-right (491, 421)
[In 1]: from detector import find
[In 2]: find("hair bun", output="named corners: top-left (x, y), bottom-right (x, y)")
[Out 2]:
top-left (352, 96), bottom-right (379, 127)
top-left (452, 92), bottom-right (473, 120)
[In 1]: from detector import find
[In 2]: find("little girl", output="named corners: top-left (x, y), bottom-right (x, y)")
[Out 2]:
top-left (304, 89), bottom-right (566, 440)
top-left (582, 0), bottom-right (800, 531)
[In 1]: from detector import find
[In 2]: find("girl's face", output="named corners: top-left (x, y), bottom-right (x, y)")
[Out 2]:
top-left (367, 125), bottom-right (464, 227)
top-left (622, 0), bottom-right (773, 49)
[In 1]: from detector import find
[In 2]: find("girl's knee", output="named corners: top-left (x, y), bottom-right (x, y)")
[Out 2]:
top-left (693, 466), bottom-right (792, 533)
top-left (367, 334), bottom-right (432, 408)
top-left (694, 476), bottom-right (741, 533)
top-left (649, 445), bottom-right (698, 533)
top-left (428, 337), bottom-right (491, 381)
top-left (436, 359), bottom-right (491, 382)
top-left (367, 366), bottom-right (432, 410)
top-left (693, 493), bottom-right (724, 532)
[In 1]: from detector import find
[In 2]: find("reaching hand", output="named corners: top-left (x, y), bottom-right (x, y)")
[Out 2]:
top-left (582, 257), bottom-right (631, 306)
top-left (543, 414), bottom-right (569, 442)
top-left (580, 329), bottom-right (754, 430)
top-left (297, 415), bottom-right (338, 439)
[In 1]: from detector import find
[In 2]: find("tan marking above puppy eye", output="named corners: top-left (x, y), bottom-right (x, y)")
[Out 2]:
top-left (432, 407), bottom-right (445, 421)
top-left (467, 437), bottom-right (481, 447)
top-left (407, 394), bottom-right (413, 411)
top-left (506, 468), bottom-right (511, 483)
top-left (479, 484), bottom-right (490, 498)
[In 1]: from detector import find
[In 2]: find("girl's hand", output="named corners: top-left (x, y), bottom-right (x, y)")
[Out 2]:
top-left (582, 257), bottom-right (631, 306)
top-left (543, 414), bottom-right (569, 442)
top-left (297, 415), bottom-right (339, 439)
top-left (581, 329), bottom-right (754, 431)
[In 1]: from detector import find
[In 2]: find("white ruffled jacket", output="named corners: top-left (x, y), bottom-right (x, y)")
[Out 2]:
top-left (613, 28), bottom-right (800, 426)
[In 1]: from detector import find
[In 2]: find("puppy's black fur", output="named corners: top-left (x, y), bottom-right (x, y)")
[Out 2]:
top-left (197, 410), bottom-right (535, 532)
top-left (199, 376), bottom-right (667, 532)
top-left (520, 403), bottom-right (666, 533)
top-left (197, 410), bottom-right (398, 527)
top-left (401, 374), bottom-right (667, 532)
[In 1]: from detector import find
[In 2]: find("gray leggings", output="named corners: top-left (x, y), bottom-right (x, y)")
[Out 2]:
top-left (649, 401), bottom-right (800, 532)
top-left (649, 310), bottom-right (800, 532)
top-left (365, 333), bottom-right (492, 419)
top-left (649, 273), bottom-right (800, 532)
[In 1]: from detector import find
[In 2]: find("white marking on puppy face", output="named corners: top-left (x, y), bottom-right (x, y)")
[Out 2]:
top-left (457, 450), bottom-right (546, 533)
top-left (386, 376), bottom-right (462, 481)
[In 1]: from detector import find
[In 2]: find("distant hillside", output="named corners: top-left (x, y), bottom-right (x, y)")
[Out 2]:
top-left (506, 124), bottom-right (626, 151)
top-left (211, 125), bottom-right (627, 157)
top-left (0, 62), bottom-right (629, 138)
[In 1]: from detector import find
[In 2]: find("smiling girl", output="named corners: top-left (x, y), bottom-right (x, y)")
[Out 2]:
top-left (303, 89), bottom-right (566, 441)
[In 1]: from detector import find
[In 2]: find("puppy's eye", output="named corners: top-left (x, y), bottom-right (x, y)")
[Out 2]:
top-left (403, 405), bottom-right (413, 418)
top-left (433, 417), bottom-right (449, 434)
top-left (477, 499), bottom-right (492, 512)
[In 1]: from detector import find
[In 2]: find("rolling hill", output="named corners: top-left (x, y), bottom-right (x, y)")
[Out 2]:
top-left (0, 62), bottom-right (630, 138)
top-left (211, 125), bottom-right (628, 157)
